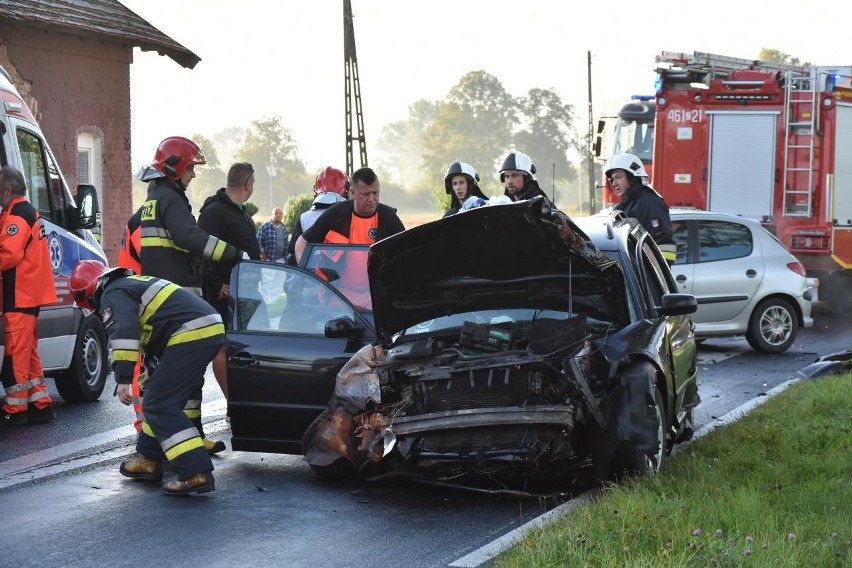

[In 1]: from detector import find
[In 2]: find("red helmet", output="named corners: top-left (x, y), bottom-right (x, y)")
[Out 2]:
top-left (151, 136), bottom-right (206, 180)
top-left (314, 166), bottom-right (350, 197)
top-left (70, 260), bottom-right (130, 311)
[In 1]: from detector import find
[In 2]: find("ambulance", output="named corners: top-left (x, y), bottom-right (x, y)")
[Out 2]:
top-left (1, 64), bottom-right (109, 402)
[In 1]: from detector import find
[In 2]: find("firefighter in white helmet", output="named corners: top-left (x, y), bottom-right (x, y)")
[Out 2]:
top-left (500, 151), bottom-right (554, 208)
top-left (605, 152), bottom-right (677, 265)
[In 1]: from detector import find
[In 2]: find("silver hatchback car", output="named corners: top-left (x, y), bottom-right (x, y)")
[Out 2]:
top-left (669, 209), bottom-right (815, 353)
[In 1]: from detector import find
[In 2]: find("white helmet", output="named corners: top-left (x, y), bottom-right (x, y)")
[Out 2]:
top-left (605, 153), bottom-right (648, 179)
top-left (499, 151), bottom-right (536, 182)
top-left (313, 192), bottom-right (346, 207)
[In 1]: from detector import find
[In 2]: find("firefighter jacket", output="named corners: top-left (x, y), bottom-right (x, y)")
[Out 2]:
top-left (0, 196), bottom-right (57, 310)
top-left (116, 207), bottom-right (142, 274)
top-left (140, 178), bottom-right (241, 295)
top-left (615, 182), bottom-right (677, 263)
top-left (100, 275), bottom-right (225, 385)
top-left (197, 188), bottom-right (261, 298)
top-left (301, 200), bottom-right (405, 246)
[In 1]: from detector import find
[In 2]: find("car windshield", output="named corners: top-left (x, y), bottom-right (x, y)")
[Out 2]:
top-left (302, 244), bottom-right (372, 311)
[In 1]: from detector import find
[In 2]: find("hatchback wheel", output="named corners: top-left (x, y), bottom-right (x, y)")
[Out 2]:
top-left (746, 298), bottom-right (798, 353)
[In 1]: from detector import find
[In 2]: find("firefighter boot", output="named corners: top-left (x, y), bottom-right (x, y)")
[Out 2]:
top-left (162, 472), bottom-right (215, 496)
top-left (119, 455), bottom-right (164, 482)
top-left (204, 438), bottom-right (227, 455)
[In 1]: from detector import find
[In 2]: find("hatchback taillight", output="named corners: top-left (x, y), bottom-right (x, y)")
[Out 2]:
top-left (787, 262), bottom-right (806, 276)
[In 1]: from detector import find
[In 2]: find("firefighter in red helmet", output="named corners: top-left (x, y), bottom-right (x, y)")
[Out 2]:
top-left (70, 260), bottom-right (223, 495)
top-left (135, 136), bottom-right (241, 453)
top-left (286, 166), bottom-right (350, 265)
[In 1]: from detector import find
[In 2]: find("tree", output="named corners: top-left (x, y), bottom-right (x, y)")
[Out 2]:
top-left (513, 88), bottom-right (578, 205)
top-left (758, 49), bottom-right (804, 67)
top-left (375, 99), bottom-right (439, 195)
top-left (236, 116), bottom-right (310, 210)
top-left (185, 133), bottom-right (225, 211)
top-left (421, 71), bottom-right (517, 206)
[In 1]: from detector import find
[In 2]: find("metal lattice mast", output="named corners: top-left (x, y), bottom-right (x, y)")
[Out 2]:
top-left (344, 0), bottom-right (367, 177)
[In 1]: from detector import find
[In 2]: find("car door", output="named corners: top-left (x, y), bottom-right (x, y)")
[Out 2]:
top-left (689, 219), bottom-right (763, 323)
top-left (226, 260), bottom-right (375, 454)
top-left (668, 218), bottom-right (695, 294)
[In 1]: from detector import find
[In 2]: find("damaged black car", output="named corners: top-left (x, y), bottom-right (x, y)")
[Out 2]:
top-left (226, 198), bottom-right (699, 495)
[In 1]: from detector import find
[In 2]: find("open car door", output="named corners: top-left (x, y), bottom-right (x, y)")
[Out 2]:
top-left (226, 253), bottom-right (375, 454)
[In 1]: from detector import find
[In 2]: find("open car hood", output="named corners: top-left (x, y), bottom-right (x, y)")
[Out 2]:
top-left (368, 198), bottom-right (626, 341)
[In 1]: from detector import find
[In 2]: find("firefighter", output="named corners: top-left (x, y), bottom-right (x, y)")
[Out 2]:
top-left (286, 166), bottom-right (349, 265)
top-left (605, 152), bottom-right (677, 265)
top-left (136, 136), bottom-right (242, 453)
top-left (70, 260), bottom-right (224, 495)
top-left (0, 166), bottom-right (57, 426)
top-left (500, 151), bottom-right (554, 207)
top-left (443, 161), bottom-right (487, 217)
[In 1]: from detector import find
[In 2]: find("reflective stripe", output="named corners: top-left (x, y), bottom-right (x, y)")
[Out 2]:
top-left (167, 315), bottom-right (224, 347)
top-left (202, 236), bottom-right (219, 259)
top-left (183, 399), bottom-right (201, 410)
top-left (4, 395), bottom-right (26, 406)
top-left (27, 391), bottom-right (50, 403)
top-left (110, 339), bottom-right (140, 351)
top-left (140, 227), bottom-right (170, 238)
top-left (162, 426), bottom-right (204, 461)
top-left (113, 349), bottom-right (139, 363)
top-left (140, 281), bottom-right (180, 327)
top-left (165, 437), bottom-right (205, 461)
top-left (183, 408), bottom-right (202, 419)
top-left (29, 377), bottom-right (46, 387)
top-left (4, 382), bottom-right (28, 394)
top-left (141, 422), bottom-right (157, 439)
top-left (210, 239), bottom-right (228, 262)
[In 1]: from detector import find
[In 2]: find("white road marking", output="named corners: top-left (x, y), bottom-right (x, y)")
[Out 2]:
top-left (0, 399), bottom-right (227, 491)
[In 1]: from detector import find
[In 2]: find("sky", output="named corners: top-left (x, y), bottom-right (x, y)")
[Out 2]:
top-left (120, 0), bottom-right (850, 182)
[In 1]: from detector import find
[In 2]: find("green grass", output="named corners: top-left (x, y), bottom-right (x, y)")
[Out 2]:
top-left (494, 374), bottom-right (852, 568)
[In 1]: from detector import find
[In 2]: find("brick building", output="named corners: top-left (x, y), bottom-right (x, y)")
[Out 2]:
top-left (0, 0), bottom-right (199, 263)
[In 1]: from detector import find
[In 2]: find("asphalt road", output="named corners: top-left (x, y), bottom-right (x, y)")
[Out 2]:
top-left (0, 302), bottom-right (847, 567)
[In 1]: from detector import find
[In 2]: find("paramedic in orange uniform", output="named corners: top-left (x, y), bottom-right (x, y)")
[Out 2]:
top-left (293, 167), bottom-right (405, 265)
top-left (0, 166), bottom-right (57, 426)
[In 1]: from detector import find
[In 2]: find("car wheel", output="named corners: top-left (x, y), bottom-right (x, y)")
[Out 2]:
top-left (55, 314), bottom-right (108, 402)
top-left (746, 298), bottom-right (798, 353)
top-left (601, 364), bottom-right (668, 481)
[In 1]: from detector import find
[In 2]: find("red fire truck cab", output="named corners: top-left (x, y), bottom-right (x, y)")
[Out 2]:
top-left (651, 51), bottom-right (852, 308)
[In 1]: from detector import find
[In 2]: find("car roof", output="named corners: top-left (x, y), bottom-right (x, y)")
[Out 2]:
top-left (669, 208), bottom-right (764, 226)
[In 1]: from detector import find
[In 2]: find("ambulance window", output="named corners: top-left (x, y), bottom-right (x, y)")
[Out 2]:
top-left (45, 149), bottom-right (69, 226)
top-left (16, 129), bottom-right (50, 216)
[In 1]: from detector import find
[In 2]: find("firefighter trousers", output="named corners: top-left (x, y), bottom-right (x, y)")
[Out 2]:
top-left (136, 341), bottom-right (222, 480)
top-left (1, 311), bottom-right (52, 415)
top-left (131, 357), bottom-right (206, 437)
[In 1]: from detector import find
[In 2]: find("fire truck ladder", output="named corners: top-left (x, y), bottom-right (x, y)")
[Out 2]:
top-left (782, 71), bottom-right (817, 217)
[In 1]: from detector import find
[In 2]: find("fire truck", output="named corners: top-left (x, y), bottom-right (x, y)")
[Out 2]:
top-left (648, 51), bottom-right (852, 308)
top-left (599, 95), bottom-right (656, 168)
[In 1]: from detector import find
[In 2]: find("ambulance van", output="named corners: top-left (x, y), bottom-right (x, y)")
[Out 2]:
top-left (1, 64), bottom-right (109, 402)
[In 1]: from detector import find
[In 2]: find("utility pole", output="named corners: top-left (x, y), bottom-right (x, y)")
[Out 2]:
top-left (343, 0), bottom-right (367, 177)
top-left (587, 51), bottom-right (596, 214)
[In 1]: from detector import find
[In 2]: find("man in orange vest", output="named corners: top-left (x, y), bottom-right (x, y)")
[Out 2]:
top-left (0, 166), bottom-right (57, 426)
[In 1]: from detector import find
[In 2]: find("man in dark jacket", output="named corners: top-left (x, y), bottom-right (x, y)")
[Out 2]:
top-left (197, 163), bottom-right (261, 399)
top-left (198, 162), bottom-right (262, 318)
top-left (294, 167), bottom-right (405, 264)
top-left (500, 151), bottom-right (555, 208)
top-left (606, 152), bottom-right (677, 265)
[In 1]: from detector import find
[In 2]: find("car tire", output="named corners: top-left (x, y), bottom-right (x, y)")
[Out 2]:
top-left (599, 364), bottom-right (668, 481)
top-left (301, 411), bottom-right (356, 482)
top-left (55, 314), bottom-right (108, 402)
top-left (746, 298), bottom-right (798, 353)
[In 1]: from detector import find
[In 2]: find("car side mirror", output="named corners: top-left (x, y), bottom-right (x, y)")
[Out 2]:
top-left (325, 316), bottom-right (366, 338)
top-left (657, 293), bottom-right (698, 316)
top-left (75, 184), bottom-right (100, 230)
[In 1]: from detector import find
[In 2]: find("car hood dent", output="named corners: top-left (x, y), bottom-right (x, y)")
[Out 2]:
top-left (368, 198), bottom-right (625, 340)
